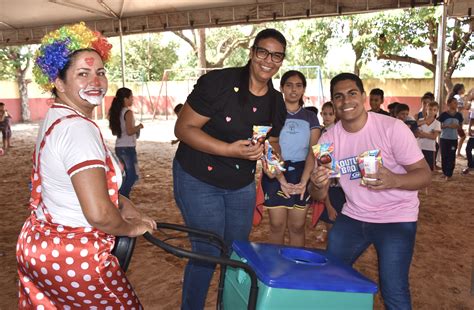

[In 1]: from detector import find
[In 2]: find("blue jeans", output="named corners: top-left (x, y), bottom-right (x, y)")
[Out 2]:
top-left (115, 147), bottom-right (138, 198)
top-left (173, 159), bottom-right (255, 310)
top-left (327, 214), bottom-right (417, 310)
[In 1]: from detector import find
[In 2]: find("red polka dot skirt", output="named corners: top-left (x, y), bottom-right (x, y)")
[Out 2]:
top-left (17, 215), bottom-right (142, 309)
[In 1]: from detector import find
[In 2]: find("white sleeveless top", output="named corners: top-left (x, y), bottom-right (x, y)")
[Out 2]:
top-left (115, 107), bottom-right (137, 147)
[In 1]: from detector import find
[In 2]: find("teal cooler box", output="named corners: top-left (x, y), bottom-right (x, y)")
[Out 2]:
top-left (223, 241), bottom-right (377, 309)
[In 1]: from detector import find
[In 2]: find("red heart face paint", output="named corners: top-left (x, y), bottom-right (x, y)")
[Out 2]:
top-left (84, 57), bottom-right (95, 66)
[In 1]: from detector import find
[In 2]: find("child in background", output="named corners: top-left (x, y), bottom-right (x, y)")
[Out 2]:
top-left (415, 92), bottom-right (435, 122)
top-left (171, 103), bottom-right (184, 145)
top-left (438, 97), bottom-right (463, 180)
top-left (108, 88), bottom-right (144, 199)
top-left (0, 102), bottom-right (12, 151)
top-left (387, 102), bottom-right (399, 118)
top-left (304, 106), bottom-right (319, 117)
top-left (450, 84), bottom-right (467, 157)
top-left (417, 101), bottom-right (441, 171)
top-left (316, 101), bottom-right (346, 242)
top-left (462, 109), bottom-right (474, 174)
top-left (395, 103), bottom-right (418, 136)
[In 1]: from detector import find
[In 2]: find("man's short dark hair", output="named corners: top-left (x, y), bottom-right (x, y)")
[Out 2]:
top-left (330, 73), bottom-right (365, 98)
top-left (370, 88), bottom-right (384, 100)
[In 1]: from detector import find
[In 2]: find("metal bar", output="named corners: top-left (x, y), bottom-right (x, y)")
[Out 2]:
top-left (434, 3), bottom-right (448, 107)
top-left (97, 0), bottom-right (119, 18)
top-left (118, 19), bottom-right (126, 87)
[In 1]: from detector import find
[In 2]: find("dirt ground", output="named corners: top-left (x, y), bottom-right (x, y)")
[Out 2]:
top-left (0, 119), bottom-right (473, 309)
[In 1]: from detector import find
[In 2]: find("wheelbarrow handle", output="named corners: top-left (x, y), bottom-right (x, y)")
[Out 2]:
top-left (143, 222), bottom-right (259, 310)
top-left (155, 222), bottom-right (228, 254)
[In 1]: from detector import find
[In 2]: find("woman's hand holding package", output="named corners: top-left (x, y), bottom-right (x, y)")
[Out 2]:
top-left (227, 140), bottom-right (263, 160)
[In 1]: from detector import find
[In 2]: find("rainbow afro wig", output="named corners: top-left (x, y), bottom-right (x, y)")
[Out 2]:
top-left (33, 22), bottom-right (112, 92)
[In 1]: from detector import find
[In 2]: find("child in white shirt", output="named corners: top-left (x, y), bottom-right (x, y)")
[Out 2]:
top-left (417, 101), bottom-right (441, 170)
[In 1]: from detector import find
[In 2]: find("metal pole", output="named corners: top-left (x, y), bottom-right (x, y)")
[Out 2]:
top-left (434, 3), bottom-right (448, 110)
top-left (118, 19), bottom-right (126, 87)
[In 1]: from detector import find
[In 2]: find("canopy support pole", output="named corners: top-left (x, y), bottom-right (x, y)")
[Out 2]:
top-left (118, 18), bottom-right (126, 87)
top-left (434, 3), bottom-right (448, 109)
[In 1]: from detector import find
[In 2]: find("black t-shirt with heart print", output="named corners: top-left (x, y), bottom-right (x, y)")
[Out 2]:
top-left (175, 66), bottom-right (287, 189)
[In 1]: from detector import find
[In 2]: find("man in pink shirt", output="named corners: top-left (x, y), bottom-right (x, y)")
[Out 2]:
top-left (309, 73), bottom-right (431, 310)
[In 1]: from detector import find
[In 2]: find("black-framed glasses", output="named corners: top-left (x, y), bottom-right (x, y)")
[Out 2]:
top-left (252, 46), bottom-right (285, 63)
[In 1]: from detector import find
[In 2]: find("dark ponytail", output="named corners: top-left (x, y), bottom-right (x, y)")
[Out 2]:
top-left (108, 87), bottom-right (132, 138)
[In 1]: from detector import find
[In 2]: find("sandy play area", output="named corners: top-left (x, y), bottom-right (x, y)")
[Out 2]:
top-left (0, 118), bottom-right (473, 309)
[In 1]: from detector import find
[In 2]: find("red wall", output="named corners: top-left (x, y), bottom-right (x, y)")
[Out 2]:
top-left (3, 95), bottom-right (182, 123)
top-left (3, 95), bottom-right (423, 123)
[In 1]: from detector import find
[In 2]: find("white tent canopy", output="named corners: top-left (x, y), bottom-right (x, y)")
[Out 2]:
top-left (2, 0), bottom-right (470, 47)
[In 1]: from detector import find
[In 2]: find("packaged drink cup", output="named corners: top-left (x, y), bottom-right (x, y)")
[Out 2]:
top-left (357, 150), bottom-right (383, 185)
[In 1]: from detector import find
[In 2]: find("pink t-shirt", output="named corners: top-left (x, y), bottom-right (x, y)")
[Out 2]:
top-left (319, 112), bottom-right (424, 223)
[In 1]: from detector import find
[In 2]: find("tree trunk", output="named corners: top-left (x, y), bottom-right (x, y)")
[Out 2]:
top-left (197, 28), bottom-right (207, 74)
top-left (353, 48), bottom-right (363, 76)
top-left (18, 72), bottom-right (30, 122)
top-left (443, 73), bottom-right (453, 101)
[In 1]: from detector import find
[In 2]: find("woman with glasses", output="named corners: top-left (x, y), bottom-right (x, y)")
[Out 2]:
top-left (173, 28), bottom-right (287, 309)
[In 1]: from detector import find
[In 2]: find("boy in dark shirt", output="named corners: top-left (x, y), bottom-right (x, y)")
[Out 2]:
top-left (438, 97), bottom-right (464, 180)
top-left (369, 88), bottom-right (390, 116)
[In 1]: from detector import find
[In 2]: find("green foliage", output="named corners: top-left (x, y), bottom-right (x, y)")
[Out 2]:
top-left (206, 25), bottom-right (253, 67)
top-left (292, 19), bottom-right (334, 68)
top-left (374, 8), bottom-right (437, 55)
top-left (106, 34), bottom-right (178, 82)
top-left (0, 46), bottom-right (32, 80)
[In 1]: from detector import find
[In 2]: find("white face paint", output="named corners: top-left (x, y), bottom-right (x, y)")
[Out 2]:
top-left (79, 87), bottom-right (107, 106)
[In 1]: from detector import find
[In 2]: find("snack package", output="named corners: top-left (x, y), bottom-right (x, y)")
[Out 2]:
top-left (312, 142), bottom-right (340, 178)
top-left (251, 125), bottom-right (272, 145)
top-left (264, 140), bottom-right (286, 174)
top-left (357, 149), bottom-right (383, 185)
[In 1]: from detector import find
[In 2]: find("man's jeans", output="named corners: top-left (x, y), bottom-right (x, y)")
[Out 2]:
top-left (327, 214), bottom-right (417, 310)
top-left (173, 159), bottom-right (255, 310)
top-left (115, 147), bottom-right (138, 198)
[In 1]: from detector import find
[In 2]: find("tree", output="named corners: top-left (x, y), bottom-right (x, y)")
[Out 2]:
top-left (0, 46), bottom-right (32, 122)
top-left (289, 18), bottom-right (335, 77)
top-left (173, 25), bottom-right (257, 70)
top-left (374, 7), bottom-right (474, 96)
top-left (337, 15), bottom-right (379, 76)
top-left (106, 34), bottom-right (179, 82)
